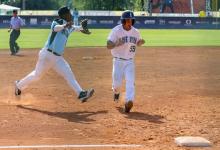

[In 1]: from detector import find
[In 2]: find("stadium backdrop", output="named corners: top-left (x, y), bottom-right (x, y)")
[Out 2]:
top-left (0, 15), bottom-right (220, 29)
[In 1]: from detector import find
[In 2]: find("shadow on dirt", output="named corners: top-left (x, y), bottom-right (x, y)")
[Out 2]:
top-left (17, 105), bottom-right (108, 124)
top-left (116, 107), bottom-right (165, 124)
top-left (11, 54), bottom-right (25, 57)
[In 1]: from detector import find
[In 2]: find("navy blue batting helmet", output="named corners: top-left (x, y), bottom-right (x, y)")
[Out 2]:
top-left (58, 6), bottom-right (71, 17)
top-left (121, 10), bottom-right (135, 25)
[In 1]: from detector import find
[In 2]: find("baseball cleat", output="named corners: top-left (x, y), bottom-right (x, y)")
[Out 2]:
top-left (125, 101), bottom-right (133, 113)
top-left (78, 89), bottom-right (94, 103)
top-left (11, 52), bottom-right (16, 56)
top-left (114, 93), bottom-right (120, 102)
top-left (16, 46), bottom-right (20, 53)
top-left (15, 80), bottom-right (21, 96)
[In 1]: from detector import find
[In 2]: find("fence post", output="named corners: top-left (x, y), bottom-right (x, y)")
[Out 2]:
top-left (190, 0), bottom-right (194, 14)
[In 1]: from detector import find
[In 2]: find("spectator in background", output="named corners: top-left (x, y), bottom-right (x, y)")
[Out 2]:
top-left (160, 0), bottom-right (174, 13)
top-left (8, 10), bottom-right (25, 55)
top-left (73, 8), bottom-right (79, 26)
top-left (148, 0), bottom-right (153, 16)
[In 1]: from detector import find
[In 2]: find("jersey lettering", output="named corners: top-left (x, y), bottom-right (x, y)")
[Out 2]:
top-left (122, 36), bottom-right (128, 43)
top-left (108, 24), bottom-right (141, 59)
top-left (120, 36), bottom-right (137, 44)
top-left (129, 36), bottom-right (137, 44)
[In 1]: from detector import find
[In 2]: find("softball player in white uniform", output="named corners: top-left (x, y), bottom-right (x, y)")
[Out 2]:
top-left (107, 10), bottom-right (145, 113)
top-left (15, 6), bottom-right (94, 102)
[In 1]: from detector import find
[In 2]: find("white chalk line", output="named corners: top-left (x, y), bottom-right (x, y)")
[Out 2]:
top-left (0, 144), bottom-right (142, 149)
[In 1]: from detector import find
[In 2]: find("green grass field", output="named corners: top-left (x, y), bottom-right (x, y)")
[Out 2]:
top-left (0, 29), bottom-right (220, 50)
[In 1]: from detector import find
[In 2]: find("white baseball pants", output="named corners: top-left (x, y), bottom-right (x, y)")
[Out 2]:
top-left (112, 58), bottom-right (135, 102)
top-left (17, 48), bottom-right (83, 95)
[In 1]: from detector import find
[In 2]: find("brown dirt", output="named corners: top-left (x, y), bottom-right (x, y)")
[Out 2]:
top-left (0, 47), bottom-right (219, 150)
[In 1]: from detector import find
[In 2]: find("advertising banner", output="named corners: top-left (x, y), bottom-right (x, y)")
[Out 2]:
top-left (1, 16), bottom-right (219, 29)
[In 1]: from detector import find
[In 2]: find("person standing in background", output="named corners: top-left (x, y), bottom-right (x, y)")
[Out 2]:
top-left (8, 10), bottom-right (25, 55)
top-left (148, 0), bottom-right (153, 16)
top-left (73, 8), bottom-right (79, 26)
top-left (160, 0), bottom-right (174, 13)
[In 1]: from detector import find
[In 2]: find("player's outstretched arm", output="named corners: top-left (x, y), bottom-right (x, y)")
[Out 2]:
top-left (137, 39), bottom-right (145, 46)
top-left (53, 22), bottom-right (73, 32)
top-left (71, 19), bottom-right (91, 34)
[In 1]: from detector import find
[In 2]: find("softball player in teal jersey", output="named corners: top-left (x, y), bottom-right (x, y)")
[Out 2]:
top-left (15, 6), bottom-right (94, 102)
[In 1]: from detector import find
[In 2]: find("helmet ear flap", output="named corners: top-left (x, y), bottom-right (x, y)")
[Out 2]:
top-left (121, 19), bottom-right (135, 25)
top-left (132, 19), bottom-right (135, 25)
top-left (121, 19), bottom-right (126, 24)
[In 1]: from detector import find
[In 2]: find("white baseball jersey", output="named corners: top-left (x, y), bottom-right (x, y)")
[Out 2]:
top-left (107, 24), bottom-right (141, 60)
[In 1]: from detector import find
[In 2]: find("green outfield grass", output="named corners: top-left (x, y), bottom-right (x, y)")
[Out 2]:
top-left (0, 29), bottom-right (220, 50)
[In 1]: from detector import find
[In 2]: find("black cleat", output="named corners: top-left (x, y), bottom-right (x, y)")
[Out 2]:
top-left (114, 93), bottom-right (120, 102)
top-left (11, 52), bottom-right (16, 56)
top-left (15, 80), bottom-right (21, 96)
top-left (125, 101), bottom-right (133, 113)
top-left (78, 89), bottom-right (94, 103)
top-left (16, 46), bottom-right (20, 53)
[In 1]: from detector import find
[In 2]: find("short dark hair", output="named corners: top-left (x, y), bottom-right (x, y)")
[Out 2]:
top-left (13, 10), bottom-right (18, 14)
top-left (58, 6), bottom-right (70, 17)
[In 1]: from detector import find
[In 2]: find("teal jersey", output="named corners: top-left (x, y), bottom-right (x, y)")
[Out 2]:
top-left (45, 19), bottom-right (74, 55)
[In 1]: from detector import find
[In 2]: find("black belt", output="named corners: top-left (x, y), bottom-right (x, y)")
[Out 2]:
top-left (114, 57), bottom-right (132, 60)
top-left (47, 49), bottom-right (61, 56)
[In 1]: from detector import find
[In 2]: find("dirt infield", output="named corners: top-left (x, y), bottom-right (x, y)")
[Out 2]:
top-left (0, 47), bottom-right (219, 150)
